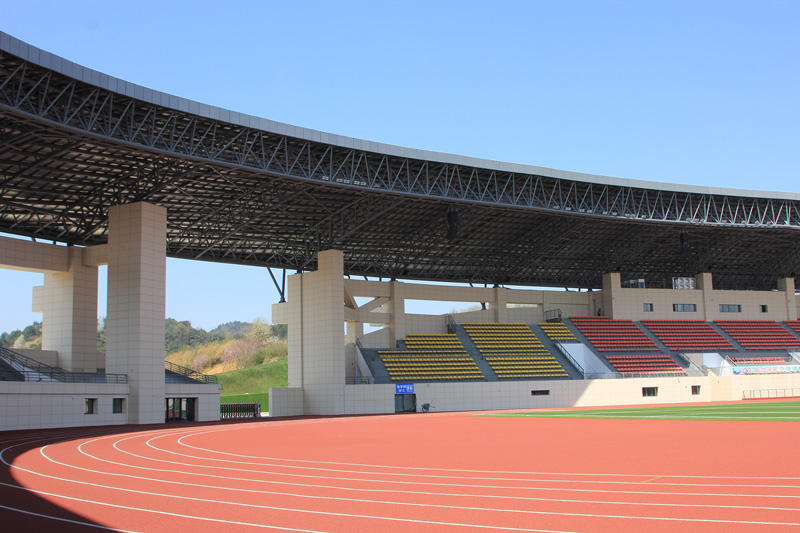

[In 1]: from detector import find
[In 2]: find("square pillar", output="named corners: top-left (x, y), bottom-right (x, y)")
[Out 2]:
top-left (778, 278), bottom-right (797, 321)
top-left (390, 281), bottom-right (406, 343)
top-left (601, 272), bottom-right (621, 318)
top-left (285, 249), bottom-right (346, 415)
top-left (40, 247), bottom-right (99, 371)
top-left (106, 202), bottom-right (167, 424)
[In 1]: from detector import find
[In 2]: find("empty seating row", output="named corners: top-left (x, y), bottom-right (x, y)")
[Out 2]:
top-left (570, 316), bottom-right (660, 352)
top-left (785, 320), bottom-right (800, 335)
top-left (538, 322), bottom-right (579, 342)
top-left (715, 321), bottom-right (800, 350)
top-left (605, 355), bottom-right (687, 375)
top-left (463, 322), bottom-right (568, 379)
top-left (641, 320), bottom-right (734, 351)
top-left (379, 333), bottom-right (484, 382)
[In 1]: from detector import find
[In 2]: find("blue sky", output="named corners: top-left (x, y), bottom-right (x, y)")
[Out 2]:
top-left (1, 1), bottom-right (798, 332)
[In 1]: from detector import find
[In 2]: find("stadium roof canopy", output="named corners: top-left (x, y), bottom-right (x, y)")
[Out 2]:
top-left (2, 32), bottom-right (799, 291)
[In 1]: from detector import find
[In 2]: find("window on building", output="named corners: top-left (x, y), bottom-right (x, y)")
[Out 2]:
top-left (643, 303), bottom-right (654, 312)
top-left (84, 398), bottom-right (97, 415)
top-left (759, 305), bottom-right (769, 313)
top-left (113, 398), bottom-right (126, 414)
top-left (691, 385), bottom-right (701, 395)
top-left (719, 304), bottom-right (741, 313)
top-left (531, 390), bottom-right (550, 396)
top-left (642, 387), bottom-right (658, 397)
top-left (673, 304), bottom-right (697, 312)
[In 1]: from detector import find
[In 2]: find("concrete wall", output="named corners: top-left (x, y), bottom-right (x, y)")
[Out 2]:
top-left (605, 272), bottom-right (798, 321)
top-left (334, 373), bottom-right (800, 416)
top-left (0, 382), bottom-right (129, 431)
top-left (269, 387), bottom-right (304, 417)
top-left (165, 383), bottom-right (222, 422)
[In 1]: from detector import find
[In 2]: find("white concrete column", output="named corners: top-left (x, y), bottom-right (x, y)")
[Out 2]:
top-left (40, 247), bottom-right (99, 372)
top-left (390, 281), bottom-right (406, 343)
top-left (778, 278), bottom-right (797, 321)
top-left (295, 250), bottom-right (345, 414)
top-left (601, 272), bottom-right (621, 318)
top-left (490, 286), bottom-right (507, 323)
top-left (286, 273), bottom-right (304, 389)
top-left (106, 202), bottom-right (167, 424)
top-left (695, 272), bottom-right (714, 321)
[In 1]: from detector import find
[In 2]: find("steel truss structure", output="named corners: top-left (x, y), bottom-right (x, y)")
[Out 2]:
top-left (1, 33), bottom-right (799, 290)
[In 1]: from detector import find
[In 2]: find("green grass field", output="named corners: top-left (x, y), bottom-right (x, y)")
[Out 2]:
top-left (479, 400), bottom-right (800, 421)
top-left (217, 357), bottom-right (288, 411)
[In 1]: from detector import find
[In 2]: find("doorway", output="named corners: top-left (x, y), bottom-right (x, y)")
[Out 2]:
top-left (165, 397), bottom-right (196, 422)
top-left (394, 393), bottom-right (416, 413)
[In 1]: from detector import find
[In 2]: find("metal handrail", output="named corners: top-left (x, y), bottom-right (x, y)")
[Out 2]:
top-left (0, 346), bottom-right (127, 383)
top-left (554, 341), bottom-right (585, 377)
top-left (446, 314), bottom-right (457, 334)
top-left (673, 352), bottom-right (707, 375)
top-left (165, 360), bottom-right (218, 384)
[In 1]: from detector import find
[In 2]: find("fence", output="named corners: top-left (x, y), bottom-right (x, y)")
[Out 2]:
top-left (742, 388), bottom-right (800, 400)
top-left (220, 402), bottom-right (261, 419)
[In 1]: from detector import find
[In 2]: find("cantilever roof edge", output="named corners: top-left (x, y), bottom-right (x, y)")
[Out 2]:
top-left (2, 31), bottom-right (796, 202)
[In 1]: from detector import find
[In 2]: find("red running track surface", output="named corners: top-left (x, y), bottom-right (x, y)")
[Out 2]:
top-left (2, 412), bottom-right (800, 532)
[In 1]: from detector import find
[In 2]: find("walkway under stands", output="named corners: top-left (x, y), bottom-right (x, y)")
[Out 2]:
top-left (462, 323), bottom-right (568, 379)
top-left (378, 333), bottom-right (484, 382)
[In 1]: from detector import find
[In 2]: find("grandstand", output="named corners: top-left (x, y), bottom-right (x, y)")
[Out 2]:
top-left (1, 31), bottom-right (800, 428)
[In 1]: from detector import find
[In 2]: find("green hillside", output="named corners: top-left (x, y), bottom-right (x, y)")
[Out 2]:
top-left (216, 357), bottom-right (288, 410)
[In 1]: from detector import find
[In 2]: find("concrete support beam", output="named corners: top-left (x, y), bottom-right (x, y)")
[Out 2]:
top-left (0, 235), bottom-right (68, 273)
top-left (105, 202), bottom-right (167, 424)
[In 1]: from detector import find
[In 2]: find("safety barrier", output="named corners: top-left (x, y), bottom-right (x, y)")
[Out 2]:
top-left (742, 388), bottom-right (800, 400)
top-left (220, 402), bottom-right (261, 419)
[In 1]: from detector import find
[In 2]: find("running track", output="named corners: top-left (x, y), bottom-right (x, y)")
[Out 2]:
top-left (2, 412), bottom-right (800, 532)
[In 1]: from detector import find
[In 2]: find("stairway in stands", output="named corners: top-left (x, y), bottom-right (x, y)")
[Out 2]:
top-left (450, 326), bottom-right (496, 378)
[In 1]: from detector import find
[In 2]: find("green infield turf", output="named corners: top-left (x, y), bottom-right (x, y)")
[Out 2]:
top-left (479, 400), bottom-right (800, 421)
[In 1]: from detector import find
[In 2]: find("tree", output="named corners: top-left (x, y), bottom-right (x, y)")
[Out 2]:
top-left (248, 317), bottom-right (273, 345)
top-left (97, 317), bottom-right (106, 353)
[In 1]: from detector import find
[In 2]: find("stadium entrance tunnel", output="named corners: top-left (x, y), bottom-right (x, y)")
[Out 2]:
top-left (394, 393), bottom-right (416, 413)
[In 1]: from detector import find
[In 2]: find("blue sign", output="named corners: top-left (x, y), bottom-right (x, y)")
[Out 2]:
top-left (396, 383), bottom-right (415, 394)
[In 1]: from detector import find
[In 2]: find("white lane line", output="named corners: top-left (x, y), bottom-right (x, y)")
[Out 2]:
top-left (72, 433), bottom-right (800, 503)
top-left (139, 432), bottom-right (800, 490)
top-left (8, 454), bottom-right (800, 531)
top-left (5, 429), bottom-right (800, 530)
top-left (30, 437), bottom-right (800, 522)
top-left (162, 424), bottom-right (800, 481)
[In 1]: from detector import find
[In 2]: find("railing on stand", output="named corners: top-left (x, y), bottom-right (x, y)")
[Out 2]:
top-left (165, 360), bottom-right (218, 384)
top-left (0, 345), bottom-right (127, 383)
top-left (446, 314), bottom-right (457, 334)
top-left (544, 309), bottom-right (563, 322)
top-left (673, 352), bottom-right (707, 376)
top-left (350, 338), bottom-right (375, 384)
top-left (554, 341), bottom-right (585, 378)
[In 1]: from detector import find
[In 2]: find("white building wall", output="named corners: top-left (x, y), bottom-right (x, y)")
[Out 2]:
top-left (165, 383), bottom-right (222, 422)
top-left (0, 382), bottom-right (129, 431)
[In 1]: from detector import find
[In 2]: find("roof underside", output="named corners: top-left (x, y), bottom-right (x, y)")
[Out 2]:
top-left (1, 45), bottom-right (799, 291)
